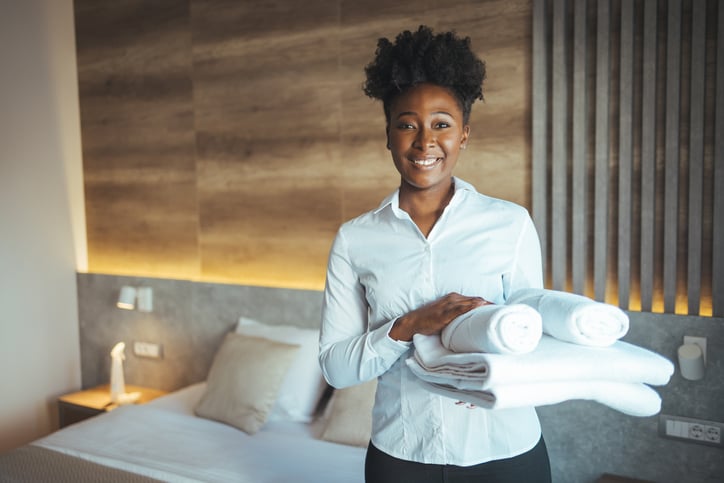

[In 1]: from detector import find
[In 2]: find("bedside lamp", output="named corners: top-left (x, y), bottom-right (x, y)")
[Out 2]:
top-left (109, 342), bottom-right (141, 405)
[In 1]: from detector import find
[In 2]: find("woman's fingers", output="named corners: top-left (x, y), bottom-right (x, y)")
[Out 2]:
top-left (390, 293), bottom-right (492, 341)
top-left (414, 293), bottom-right (490, 333)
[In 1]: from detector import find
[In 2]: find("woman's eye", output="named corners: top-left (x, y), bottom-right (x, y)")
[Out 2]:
top-left (435, 121), bottom-right (451, 129)
top-left (397, 122), bottom-right (415, 130)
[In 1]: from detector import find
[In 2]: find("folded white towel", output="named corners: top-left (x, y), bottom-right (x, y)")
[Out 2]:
top-left (411, 334), bottom-right (674, 390)
top-left (415, 377), bottom-right (662, 417)
top-left (441, 304), bottom-right (542, 354)
top-left (506, 288), bottom-right (629, 347)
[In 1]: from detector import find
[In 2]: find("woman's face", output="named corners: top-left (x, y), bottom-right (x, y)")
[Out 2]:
top-left (387, 83), bottom-right (469, 194)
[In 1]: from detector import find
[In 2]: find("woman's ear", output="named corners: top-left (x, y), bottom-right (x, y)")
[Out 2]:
top-left (385, 125), bottom-right (391, 150)
top-left (460, 125), bottom-right (471, 150)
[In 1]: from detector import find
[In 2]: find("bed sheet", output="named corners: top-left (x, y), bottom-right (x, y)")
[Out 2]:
top-left (33, 383), bottom-right (365, 483)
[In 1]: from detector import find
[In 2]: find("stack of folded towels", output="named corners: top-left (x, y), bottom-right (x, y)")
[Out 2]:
top-left (406, 288), bottom-right (674, 417)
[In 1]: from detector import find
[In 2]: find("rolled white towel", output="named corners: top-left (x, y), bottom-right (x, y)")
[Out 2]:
top-left (410, 334), bottom-right (674, 390)
top-left (441, 304), bottom-right (542, 354)
top-left (415, 377), bottom-right (662, 417)
top-left (506, 288), bottom-right (629, 347)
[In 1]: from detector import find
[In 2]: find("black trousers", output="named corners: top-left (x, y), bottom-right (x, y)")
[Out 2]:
top-left (365, 436), bottom-right (552, 483)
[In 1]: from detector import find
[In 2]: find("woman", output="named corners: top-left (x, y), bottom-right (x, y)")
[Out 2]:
top-left (319, 26), bottom-right (551, 483)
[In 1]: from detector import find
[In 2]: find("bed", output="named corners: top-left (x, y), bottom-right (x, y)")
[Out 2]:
top-left (0, 317), bottom-right (372, 482)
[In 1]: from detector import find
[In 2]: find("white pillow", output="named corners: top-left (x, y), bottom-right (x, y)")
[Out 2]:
top-left (235, 317), bottom-right (328, 422)
top-left (194, 333), bottom-right (300, 434)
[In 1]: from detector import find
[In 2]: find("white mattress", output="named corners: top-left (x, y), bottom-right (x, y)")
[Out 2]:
top-left (33, 383), bottom-right (366, 482)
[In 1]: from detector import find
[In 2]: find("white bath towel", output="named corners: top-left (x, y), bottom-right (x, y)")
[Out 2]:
top-left (410, 334), bottom-right (674, 390)
top-left (441, 304), bottom-right (542, 354)
top-left (415, 377), bottom-right (662, 417)
top-left (506, 288), bottom-right (629, 347)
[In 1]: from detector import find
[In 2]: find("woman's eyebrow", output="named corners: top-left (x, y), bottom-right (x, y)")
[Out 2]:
top-left (395, 110), bottom-right (454, 119)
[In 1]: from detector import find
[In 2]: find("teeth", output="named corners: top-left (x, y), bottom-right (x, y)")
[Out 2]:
top-left (412, 158), bottom-right (439, 166)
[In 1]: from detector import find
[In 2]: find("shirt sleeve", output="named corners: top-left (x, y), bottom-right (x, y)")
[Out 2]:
top-left (506, 212), bottom-right (544, 294)
top-left (318, 229), bottom-right (411, 389)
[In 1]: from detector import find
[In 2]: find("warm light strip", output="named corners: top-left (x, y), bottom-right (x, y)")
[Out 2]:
top-left (82, 268), bottom-right (326, 293)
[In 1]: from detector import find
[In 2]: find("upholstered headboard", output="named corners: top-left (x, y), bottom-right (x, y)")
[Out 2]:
top-left (77, 272), bottom-right (324, 392)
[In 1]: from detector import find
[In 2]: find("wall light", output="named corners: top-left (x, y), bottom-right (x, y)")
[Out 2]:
top-left (117, 286), bottom-right (136, 310)
top-left (116, 286), bottom-right (153, 312)
top-left (678, 336), bottom-right (706, 381)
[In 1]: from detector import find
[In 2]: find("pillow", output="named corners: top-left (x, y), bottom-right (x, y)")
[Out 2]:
top-left (194, 332), bottom-right (300, 434)
top-left (320, 379), bottom-right (377, 448)
top-left (235, 317), bottom-right (328, 422)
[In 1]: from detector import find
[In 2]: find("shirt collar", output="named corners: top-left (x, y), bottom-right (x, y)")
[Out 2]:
top-left (373, 177), bottom-right (477, 215)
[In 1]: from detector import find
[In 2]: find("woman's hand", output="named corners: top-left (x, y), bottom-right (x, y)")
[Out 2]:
top-left (389, 292), bottom-right (491, 342)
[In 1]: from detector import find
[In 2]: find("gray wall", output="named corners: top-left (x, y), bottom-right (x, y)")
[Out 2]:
top-left (78, 273), bottom-right (724, 482)
top-left (539, 311), bottom-right (724, 483)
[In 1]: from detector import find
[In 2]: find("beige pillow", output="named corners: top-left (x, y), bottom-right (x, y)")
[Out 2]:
top-left (195, 333), bottom-right (300, 434)
top-left (321, 379), bottom-right (377, 447)
top-left (235, 317), bottom-right (328, 422)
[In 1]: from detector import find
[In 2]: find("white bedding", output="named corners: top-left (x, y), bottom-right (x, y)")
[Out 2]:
top-left (33, 383), bottom-right (366, 483)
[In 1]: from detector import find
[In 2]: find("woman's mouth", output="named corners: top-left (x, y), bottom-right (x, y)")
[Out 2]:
top-left (411, 158), bottom-right (442, 167)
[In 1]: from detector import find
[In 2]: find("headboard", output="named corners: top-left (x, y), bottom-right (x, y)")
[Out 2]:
top-left (77, 272), bottom-right (324, 391)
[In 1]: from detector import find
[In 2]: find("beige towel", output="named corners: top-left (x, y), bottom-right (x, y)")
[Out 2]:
top-left (410, 334), bottom-right (674, 390)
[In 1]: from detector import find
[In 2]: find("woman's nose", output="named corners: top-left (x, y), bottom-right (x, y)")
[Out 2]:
top-left (414, 128), bottom-right (435, 149)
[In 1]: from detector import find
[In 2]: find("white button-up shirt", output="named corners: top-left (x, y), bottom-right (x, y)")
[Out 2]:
top-left (319, 177), bottom-right (543, 466)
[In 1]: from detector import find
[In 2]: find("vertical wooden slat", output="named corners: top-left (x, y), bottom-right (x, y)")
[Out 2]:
top-left (640, 0), bottom-right (657, 312)
top-left (594, 0), bottom-right (610, 302)
top-left (618, 0), bottom-right (634, 310)
top-left (713, 0), bottom-right (724, 317)
top-left (687, 0), bottom-right (706, 315)
top-left (536, 0), bottom-right (718, 316)
top-left (532, 0), bottom-right (549, 281)
top-left (551, 0), bottom-right (568, 291)
top-left (663, 0), bottom-right (681, 313)
top-left (571, 0), bottom-right (587, 295)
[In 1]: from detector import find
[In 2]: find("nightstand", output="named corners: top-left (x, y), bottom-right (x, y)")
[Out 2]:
top-left (57, 384), bottom-right (168, 428)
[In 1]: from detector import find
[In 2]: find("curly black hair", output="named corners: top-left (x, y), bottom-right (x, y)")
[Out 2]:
top-left (363, 25), bottom-right (486, 124)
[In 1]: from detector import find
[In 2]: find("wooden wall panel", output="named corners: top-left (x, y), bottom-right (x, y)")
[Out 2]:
top-left (190, 0), bottom-right (343, 288)
top-left (76, 0), bottom-right (198, 279)
top-left (76, 0), bottom-right (533, 290)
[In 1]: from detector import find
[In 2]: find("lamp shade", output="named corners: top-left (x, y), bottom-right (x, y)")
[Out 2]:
top-left (117, 286), bottom-right (136, 310)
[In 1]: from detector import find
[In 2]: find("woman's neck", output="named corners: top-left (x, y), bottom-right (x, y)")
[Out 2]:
top-left (398, 179), bottom-right (455, 237)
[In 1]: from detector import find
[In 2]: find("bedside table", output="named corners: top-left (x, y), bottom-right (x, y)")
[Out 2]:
top-left (58, 384), bottom-right (168, 428)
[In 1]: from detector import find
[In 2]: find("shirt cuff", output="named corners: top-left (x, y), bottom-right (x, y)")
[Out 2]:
top-left (367, 318), bottom-right (412, 360)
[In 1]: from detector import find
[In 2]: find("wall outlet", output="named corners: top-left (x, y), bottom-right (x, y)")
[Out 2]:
top-left (659, 414), bottom-right (723, 447)
top-left (133, 341), bottom-right (163, 359)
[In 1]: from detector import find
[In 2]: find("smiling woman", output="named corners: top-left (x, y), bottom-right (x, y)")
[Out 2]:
top-left (318, 26), bottom-right (552, 483)
top-left (386, 83), bottom-right (469, 237)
